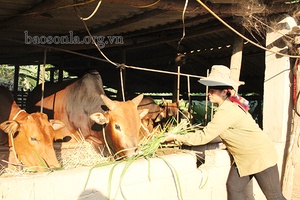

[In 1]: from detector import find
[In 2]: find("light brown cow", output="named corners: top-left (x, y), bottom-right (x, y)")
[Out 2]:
top-left (0, 86), bottom-right (65, 171)
top-left (90, 94), bottom-right (148, 157)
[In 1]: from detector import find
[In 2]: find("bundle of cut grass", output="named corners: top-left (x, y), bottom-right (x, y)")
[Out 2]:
top-left (0, 140), bottom-right (111, 177)
top-left (129, 117), bottom-right (196, 159)
top-left (57, 140), bottom-right (111, 170)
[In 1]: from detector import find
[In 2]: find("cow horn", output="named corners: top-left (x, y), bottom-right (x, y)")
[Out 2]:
top-left (131, 94), bottom-right (144, 107)
top-left (101, 94), bottom-right (116, 110)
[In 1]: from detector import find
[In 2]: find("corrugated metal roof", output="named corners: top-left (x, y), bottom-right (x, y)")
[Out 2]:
top-left (0, 0), bottom-right (298, 95)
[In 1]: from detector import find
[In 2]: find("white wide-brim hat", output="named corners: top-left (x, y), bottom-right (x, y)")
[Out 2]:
top-left (198, 65), bottom-right (244, 89)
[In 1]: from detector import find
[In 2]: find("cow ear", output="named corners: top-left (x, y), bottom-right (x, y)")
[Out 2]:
top-left (0, 121), bottom-right (20, 136)
top-left (131, 94), bottom-right (144, 107)
top-left (49, 120), bottom-right (65, 130)
top-left (90, 112), bottom-right (109, 125)
top-left (139, 109), bottom-right (148, 119)
top-left (101, 94), bottom-right (116, 111)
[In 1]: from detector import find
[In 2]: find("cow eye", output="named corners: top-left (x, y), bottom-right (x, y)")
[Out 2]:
top-left (114, 124), bottom-right (121, 131)
top-left (30, 137), bottom-right (38, 143)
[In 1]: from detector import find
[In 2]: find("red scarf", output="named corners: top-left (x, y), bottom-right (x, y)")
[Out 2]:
top-left (228, 89), bottom-right (249, 112)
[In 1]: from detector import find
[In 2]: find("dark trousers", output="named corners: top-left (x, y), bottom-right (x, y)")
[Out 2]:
top-left (226, 164), bottom-right (286, 200)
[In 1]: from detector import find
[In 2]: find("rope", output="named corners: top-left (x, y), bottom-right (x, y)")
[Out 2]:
top-left (138, 101), bottom-right (157, 107)
top-left (80, 0), bottom-right (102, 21)
top-left (75, 7), bottom-right (119, 67)
top-left (125, 64), bottom-right (205, 79)
top-left (12, 109), bottom-right (25, 120)
top-left (102, 127), bottom-right (113, 157)
top-left (130, 0), bottom-right (160, 8)
top-left (9, 132), bottom-right (21, 165)
top-left (119, 68), bottom-right (125, 101)
top-left (177, 0), bottom-right (189, 52)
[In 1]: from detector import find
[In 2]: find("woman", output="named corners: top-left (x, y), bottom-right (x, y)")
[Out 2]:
top-left (163, 65), bottom-right (286, 200)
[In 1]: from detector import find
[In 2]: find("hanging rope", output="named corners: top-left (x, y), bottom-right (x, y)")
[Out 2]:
top-left (177, 0), bottom-right (189, 52)
top-left (80, 0), bottom-right (102, 21)
top-left (75, 7), bottom-right (119, 67)
top-left (102, 127), bottom-right (113, 157)
top-left (130, 0), bottom-right (160, 8)
top-left (177, 64), bottom-right (181, 122)
top-left (119, 68), bottom-right (126, 101)
top-left (9, 132), bottom-right (22, 166)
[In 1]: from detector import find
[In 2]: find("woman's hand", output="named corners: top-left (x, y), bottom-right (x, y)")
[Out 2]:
top-left (161, 133), bottom-right (177, 143)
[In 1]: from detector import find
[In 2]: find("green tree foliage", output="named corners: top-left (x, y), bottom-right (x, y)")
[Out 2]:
top-left (0, 64), bottom-right (70, 91)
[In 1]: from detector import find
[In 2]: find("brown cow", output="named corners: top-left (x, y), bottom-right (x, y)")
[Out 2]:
top-left (138, 96), bottom-right (164, 134)
top-left (161, 99), bottom-right (193, 120)
top-left (0, 86), bottom-right (65, 171)
top-left (26, 71), bottom-right (148, 158)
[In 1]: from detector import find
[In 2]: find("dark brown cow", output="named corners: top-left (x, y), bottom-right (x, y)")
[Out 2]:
top-left (138, 97), bottom-right (164, 134)
top-left (0, 86), bottom-right (64, 171)
top-left (26, 71), bottom-right (148, 158)
top-left (161, 99), bottom-right (193, 121)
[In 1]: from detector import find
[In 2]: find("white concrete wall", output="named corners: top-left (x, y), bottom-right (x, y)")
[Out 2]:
top-left (264, 14), bottom-right (297, 200)
top-left (0, 150), bottom-right (233, 200)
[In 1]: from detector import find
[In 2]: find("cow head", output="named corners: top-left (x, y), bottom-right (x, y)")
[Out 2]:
top-left (90, 94), bottom-right (148, 158)
top-left (0, 112), bottom-right (65, 171)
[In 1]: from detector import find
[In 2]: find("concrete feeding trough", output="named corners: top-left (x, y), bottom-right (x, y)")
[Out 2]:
top-left (0, 140), bottom-right (236, 200)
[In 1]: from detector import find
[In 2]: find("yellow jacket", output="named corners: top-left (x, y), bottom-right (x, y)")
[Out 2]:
top-left (175, 99), bottom-right (278, 177)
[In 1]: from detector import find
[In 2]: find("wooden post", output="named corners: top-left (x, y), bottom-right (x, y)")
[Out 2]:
top-left (50, 68), bottom-right (54, 83)
top-left (176, 64), bottom-right (180, 122)
top-left (13, 65), bottom-right (19, 100)
top-left (229, 26), bottom-right (244, 91)
top-left (58, 67), bottom-right (63, 82)
top-left (117, 49), bottom-right (126, 101)
top-left (36, 64), bottom-right (40, 85)
top-left (40, 49), bottom-right (47, 113)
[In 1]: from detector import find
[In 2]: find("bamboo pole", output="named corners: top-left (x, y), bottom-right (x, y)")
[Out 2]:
top-left (40, 49), bottom-right (47, 113)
